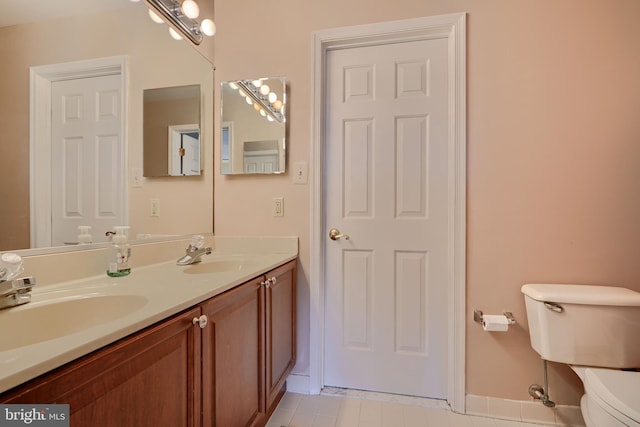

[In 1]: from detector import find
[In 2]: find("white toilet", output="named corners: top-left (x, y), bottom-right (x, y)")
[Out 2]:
top-left (521, 283), bottom-right (640, 427)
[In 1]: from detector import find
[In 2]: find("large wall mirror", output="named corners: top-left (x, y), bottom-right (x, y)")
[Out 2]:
top-left (0, 0), bottom-right (214, 252)
top-left (221, 77), bottom-right (286, 174)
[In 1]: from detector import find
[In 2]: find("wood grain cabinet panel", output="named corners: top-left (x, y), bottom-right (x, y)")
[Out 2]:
top-left (201, 276), bottom-right (264, 427)
top-left (264, 260), bottom-right (297, 412)
top-left (0, 307), bottom-right (202, 427)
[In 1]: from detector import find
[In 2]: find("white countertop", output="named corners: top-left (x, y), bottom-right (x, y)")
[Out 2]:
top-left (0, 242), bottom-right (297, 393)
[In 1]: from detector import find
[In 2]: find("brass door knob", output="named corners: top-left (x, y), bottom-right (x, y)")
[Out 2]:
top-left (329, 228), bottom-right (350, 240)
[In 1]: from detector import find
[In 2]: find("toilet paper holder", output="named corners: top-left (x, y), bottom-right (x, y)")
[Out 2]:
top-left (473, 310), bottom-right (516, 325)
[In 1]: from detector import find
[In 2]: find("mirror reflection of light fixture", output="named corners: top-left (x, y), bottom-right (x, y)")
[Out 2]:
top-left (143, 0), bottom-right (216, 45)
top-left (234, 80), bottom-right (285, 123)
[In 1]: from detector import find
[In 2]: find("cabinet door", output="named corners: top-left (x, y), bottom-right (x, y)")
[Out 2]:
top-left (1, 308), bottom-right (202, 427)
top-left (201, 278), bottom-right (265, 427)
top-left (264, 260), bottom-right (297, 411)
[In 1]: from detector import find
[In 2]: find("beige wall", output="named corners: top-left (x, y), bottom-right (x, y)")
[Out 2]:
top-left (213, 0), bottom-right (640, 405)
top-left (0, 4), bottom-right (214, 249)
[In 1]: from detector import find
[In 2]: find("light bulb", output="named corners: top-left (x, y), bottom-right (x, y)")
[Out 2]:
top-left (181, 0), bottom-right (200, 19)
top-left (267, 115), bottom-right (274, 122)
top-left (252, 80), bottom-right (263, 88)
top-left (273, 100), bottom-right (283, 110)
top-left (238, 89), bottom-right (247, 97)
top-left (260, 109), bottom-right (267, 117)
top-left (259, 85), bottom-right (270, 96)
top-left (169, 27), bottom-right (183, 40)
top-left (148, 9), bottom-right (164, 24)
top-left (254, 103), bottom-right (261, 111)
top-left (200, 19), bottom-right (216, 37)
top-left (268, 92), bottom-right (277, 103)
top-left (245, 96), bottom-right (253, 105)
top-left (229, 82), bottom-right (239, 90)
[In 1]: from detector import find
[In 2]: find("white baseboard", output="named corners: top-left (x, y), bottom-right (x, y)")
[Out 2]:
top-left (286, 374), bottom-right (311, 394)
top-left (466, 394), bottom-right (585, 426)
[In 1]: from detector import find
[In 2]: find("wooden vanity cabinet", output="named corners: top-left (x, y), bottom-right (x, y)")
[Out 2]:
top-left (201, 276), bottom-right (264, 427)
top-left (0, 260), bottom-right (296, 427)
top-left (201, 259), bottom-right (297, 426)
top-left (264, 260), bottom-right (297, 412)
top-left (0, 307), bottom-right (202, 427)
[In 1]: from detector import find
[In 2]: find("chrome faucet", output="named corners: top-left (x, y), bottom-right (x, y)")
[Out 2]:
top-left (176, 245), bottom-right (212, 265)
top-left (0, 277), bottom-right (36, 309)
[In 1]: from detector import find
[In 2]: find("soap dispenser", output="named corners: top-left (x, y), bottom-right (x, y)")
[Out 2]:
top-left (107, 226), bottom-right (131, 277)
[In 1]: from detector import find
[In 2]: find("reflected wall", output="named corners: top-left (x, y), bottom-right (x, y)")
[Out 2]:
top-left (0, 3), bottom-right (214, 250)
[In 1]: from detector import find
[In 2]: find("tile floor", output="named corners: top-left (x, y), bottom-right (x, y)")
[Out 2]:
top-left (267, 391), bottom-right (557, 427)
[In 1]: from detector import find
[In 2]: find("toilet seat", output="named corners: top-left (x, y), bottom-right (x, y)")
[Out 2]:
top-left (584, 368), bottom-right (640, 426)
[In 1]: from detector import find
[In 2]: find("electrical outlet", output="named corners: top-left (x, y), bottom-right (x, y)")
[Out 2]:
top-left (150, 198), bottom-right (160, 217)
top-left (272, 197), bottom-right (284, 217)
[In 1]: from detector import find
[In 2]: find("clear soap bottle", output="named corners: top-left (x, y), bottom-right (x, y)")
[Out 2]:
top-left (77, 225), bottom-right (93, 244)
top-left (107, 226), bottom-right (131, 277)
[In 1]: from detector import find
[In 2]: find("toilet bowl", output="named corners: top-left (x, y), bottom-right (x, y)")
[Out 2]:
top-left (572, 366), bottom-right (640, 427)
top-left (521, 284), bottom-right (640, 427)
top-left (583, 368), bottom-right (640, 426)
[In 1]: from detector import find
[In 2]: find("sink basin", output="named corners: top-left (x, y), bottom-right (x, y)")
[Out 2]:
top-left (183, 259), bottom-right (245, 274)
top-left (0, 295), bottom-right (148, 351)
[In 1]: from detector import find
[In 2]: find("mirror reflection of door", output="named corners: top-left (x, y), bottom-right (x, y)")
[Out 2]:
top-left (143, 84), bottom-right (201, 177)
top-left (168, 125), bottom-right (200, 176)
top-left (32, 58), bottom-right (126, 248)
top-left (243, 140), bottom-right (279, 173)
top-left (51, 75), bottom-right (124, 245)
top-left (221, 121), bottom-right (233, 174)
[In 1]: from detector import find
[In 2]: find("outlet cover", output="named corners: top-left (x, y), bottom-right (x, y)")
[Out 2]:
top-left (150, 198), bottom-right (160, 217)
top-left (272, 197), bottom-right (284, 217)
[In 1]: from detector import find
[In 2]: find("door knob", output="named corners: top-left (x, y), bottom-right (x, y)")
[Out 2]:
top-left (329, 228), bottom-right (350, 240)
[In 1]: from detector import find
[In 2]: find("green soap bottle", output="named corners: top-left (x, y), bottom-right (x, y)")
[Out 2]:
top-left (107, 226), bottom-right (131, 277)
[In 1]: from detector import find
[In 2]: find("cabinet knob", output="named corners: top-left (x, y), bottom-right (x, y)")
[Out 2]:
top-left (262, 277), bottom-right (277, 288)
top-left (192, 314), bottom-right (208, 328)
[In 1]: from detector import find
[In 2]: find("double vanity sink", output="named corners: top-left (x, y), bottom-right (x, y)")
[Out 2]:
top-left (0, 238), bottom-right (297, 396)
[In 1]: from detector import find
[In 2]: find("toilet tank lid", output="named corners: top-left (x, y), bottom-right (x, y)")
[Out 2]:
top-left (521, 284), bottom-right (640, 306)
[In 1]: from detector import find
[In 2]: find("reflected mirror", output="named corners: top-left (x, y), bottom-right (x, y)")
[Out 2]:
top-left (221, 77), bottom-right (286, 174)
top-left (143, 84), bottom-right (202, 177)
top-left (0, 0), bottom-right (214, 251)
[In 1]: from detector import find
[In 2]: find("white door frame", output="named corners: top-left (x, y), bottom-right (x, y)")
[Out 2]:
top-left (309, 14), bottom-right (467, 412)
top-left (30, 56), bottom-right (128, 248)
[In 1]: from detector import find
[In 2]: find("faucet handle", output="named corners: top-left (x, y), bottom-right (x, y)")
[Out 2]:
top-left (13, 277), bottom-right (36, 292)
top-left (0, 276), bottom-right (36, 297)
top-left (190, 235), bottom-right (205, 249)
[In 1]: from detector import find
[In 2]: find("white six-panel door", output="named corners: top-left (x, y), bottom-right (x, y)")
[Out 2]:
top-left (50, 75), bottom-right (123, 246)
top-left (323, 37), bottom-right (450, 398)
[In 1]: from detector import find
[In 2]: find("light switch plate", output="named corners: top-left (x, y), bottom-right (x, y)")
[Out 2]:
top-left (131, 167), bottom-right (143, 188)
top-left (293, 161), bottom-right (308, 185)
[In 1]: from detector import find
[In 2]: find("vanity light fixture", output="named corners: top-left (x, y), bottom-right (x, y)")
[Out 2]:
top-left (143, 0), bottom-right (216, 45)
top-left (234, 80), bottom-right (285, 124)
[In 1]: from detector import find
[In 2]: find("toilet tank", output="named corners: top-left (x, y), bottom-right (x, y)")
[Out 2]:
top-left (521, 284), bottom-right (640, 369)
